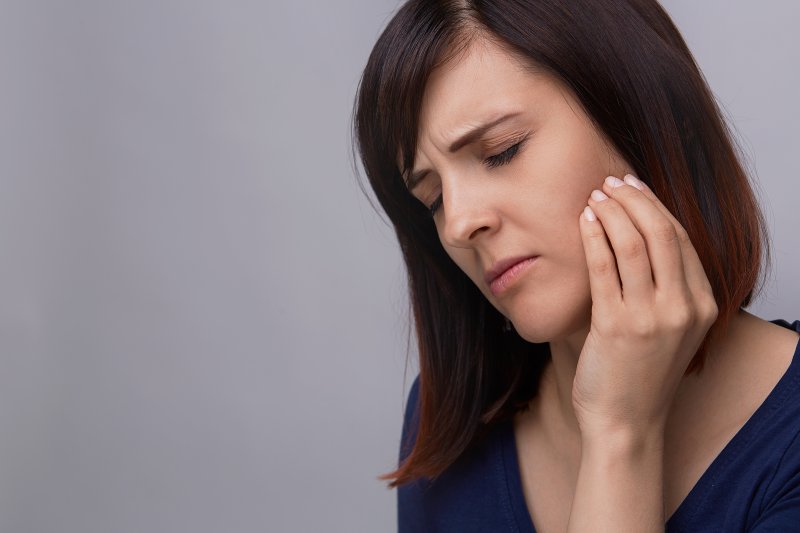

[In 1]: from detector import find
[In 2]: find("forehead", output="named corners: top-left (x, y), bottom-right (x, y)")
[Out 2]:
top-left (415, 37), bottom-right (545, 154)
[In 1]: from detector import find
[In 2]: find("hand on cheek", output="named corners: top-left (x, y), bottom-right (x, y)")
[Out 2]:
top-left (574, 174), bottom-right (719, 436)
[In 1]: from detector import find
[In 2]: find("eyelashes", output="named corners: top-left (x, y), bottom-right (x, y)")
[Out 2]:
top-left (484, 139), bottom-right (523, 168)
top-left (427, 138), bottom-right (526, 217)
top-left (427, 194), bottom-right (444, 216)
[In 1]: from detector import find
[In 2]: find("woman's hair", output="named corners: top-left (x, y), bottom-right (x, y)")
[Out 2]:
top-left (351, 0), bottom-right (771, 488)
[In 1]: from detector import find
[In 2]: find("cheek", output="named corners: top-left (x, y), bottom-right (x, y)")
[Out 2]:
top-left (532, 193), bottom-right (586, 253)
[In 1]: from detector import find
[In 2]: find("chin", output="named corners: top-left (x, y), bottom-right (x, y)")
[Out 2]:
top-left (513, 320), bottom-right (562, 344)
top-left (506, 286), bottom-right (592, 344)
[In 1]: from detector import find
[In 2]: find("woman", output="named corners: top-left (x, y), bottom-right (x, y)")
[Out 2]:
top-left (352, 1), bottom-right (800, 531)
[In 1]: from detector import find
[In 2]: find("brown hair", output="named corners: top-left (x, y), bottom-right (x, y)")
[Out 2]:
top-left (351, 0), bottom-right (771, 488)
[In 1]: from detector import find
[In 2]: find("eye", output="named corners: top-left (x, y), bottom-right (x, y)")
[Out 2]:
top-left (484, 139), bottom-right (524, 168)
top-left (426, 137), bottom-right (527, 218)
top-left (427, 194), bottom-right (443, 217)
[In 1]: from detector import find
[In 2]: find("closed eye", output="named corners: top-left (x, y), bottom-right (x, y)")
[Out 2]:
top-left (427, 194), bottom-right (443, 216)
top-left (484, 139), bottom-right (525, 168)
top-left (427, 136), bottom-right (528, 217)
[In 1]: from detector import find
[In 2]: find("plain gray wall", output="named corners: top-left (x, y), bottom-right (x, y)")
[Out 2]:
top-left (0, 1), bottom-right (796, 532)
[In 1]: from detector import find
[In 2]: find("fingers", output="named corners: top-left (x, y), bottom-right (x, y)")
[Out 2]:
top-left (586, 184), bottom-right (655, 307)
top-left (597, 175), bottom-right (687, 295)
top-left (615, 174), bottom-right (714, 298)
top-left (581, 172), bottom-right (714, 313)
top-left (579, 203), bottom-right (622, 310)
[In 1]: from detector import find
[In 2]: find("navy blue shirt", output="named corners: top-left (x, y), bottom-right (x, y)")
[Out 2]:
top-left (398, 319), bottom-right (800, 532)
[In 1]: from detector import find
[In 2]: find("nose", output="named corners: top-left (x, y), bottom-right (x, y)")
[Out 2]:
top-left (439, 182), bottom-right (501, 248)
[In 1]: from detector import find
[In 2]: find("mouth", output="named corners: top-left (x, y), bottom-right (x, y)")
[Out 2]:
top-left (485, 256), bottom-right (540, 296)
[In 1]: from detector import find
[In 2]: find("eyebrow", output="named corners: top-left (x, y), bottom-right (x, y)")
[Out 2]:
top-left (405, 111), bottom-right (522, 191)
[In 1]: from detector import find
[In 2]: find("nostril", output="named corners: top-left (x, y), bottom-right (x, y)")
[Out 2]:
top-left (469, 226), bottom-right (491, 240)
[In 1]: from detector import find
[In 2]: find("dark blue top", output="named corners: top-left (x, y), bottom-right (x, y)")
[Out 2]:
top-left (398, 318), bottom-right (800, 532)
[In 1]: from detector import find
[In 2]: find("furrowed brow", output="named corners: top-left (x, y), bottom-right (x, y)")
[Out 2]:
top-left (404, 111), bottom-right (521, 191)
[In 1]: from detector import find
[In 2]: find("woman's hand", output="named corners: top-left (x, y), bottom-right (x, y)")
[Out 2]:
top-left (573, 174), bottom-right (719, 437)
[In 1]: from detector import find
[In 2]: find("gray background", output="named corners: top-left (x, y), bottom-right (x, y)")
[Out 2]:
top-left (0, 1), bottom-right (796, 532)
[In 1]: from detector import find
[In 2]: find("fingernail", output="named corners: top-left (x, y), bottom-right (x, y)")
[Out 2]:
top-left (623, 174), bottom-right (644, 190)
top-left (591, 189), bottom-right (609, 202)
top-left (583, 206), bottom-right (596, 221)
top-left (605, 176), bottom-right (624, 188)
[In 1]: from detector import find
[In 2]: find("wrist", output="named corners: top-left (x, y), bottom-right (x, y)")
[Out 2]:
top-left (579, 420), bottom-right (666, 456)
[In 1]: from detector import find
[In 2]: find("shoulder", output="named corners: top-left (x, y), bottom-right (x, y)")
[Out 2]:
top-left (689, 313), bottom-right (800, 422)
top-left (668, 317), bottom-right (800, 530)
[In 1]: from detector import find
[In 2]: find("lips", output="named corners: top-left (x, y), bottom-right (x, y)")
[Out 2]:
top-left (484, 255), bottom-right (539, 287)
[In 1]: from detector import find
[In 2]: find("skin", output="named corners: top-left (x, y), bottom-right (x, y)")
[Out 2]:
top-left (405, 35), bottom-right (798, 531)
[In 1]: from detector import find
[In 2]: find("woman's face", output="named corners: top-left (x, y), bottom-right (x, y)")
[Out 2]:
top-left (407, 37), bottom-right (634, 343)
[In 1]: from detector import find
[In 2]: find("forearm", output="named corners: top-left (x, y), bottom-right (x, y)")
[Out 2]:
top-left (567, 427), bottom-right (666, 532)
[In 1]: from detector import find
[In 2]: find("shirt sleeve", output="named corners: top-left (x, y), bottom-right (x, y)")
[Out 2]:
top-left (750, 430), bottom-right (800, 532)
top-left (397, 375), bottom-right (429, 532)
top-left (399, 375), bottom-right (420, 463)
